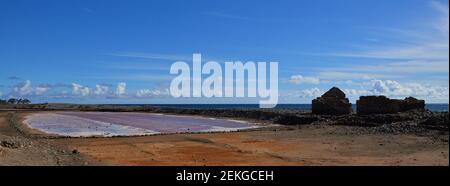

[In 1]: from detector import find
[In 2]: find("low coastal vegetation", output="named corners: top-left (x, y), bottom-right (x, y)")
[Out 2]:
top-left (0, 98), bottom-right (31, 105)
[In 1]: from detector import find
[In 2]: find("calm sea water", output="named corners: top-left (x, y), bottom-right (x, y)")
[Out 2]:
top-left (144, 104), bottom-right (449, 112)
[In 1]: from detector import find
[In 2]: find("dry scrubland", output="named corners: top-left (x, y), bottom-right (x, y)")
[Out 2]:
top-left (0, 109), bottom-right (448, 166)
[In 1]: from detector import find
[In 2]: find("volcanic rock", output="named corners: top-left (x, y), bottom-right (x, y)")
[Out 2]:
top-left (0, 140), bottom-right (20, 149)
top-left (312, 87), bottom-right (352, 115)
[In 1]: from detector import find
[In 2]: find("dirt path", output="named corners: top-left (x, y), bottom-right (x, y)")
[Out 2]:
top-left (1, 111), bottom-right (448, 166)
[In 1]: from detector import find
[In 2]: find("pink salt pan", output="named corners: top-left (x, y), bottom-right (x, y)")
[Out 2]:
top-left (24, 112), bottom-right (260, 137)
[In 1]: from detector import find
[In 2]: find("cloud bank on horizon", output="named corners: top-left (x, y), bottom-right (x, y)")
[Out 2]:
top-left (0, 0), bottom-right (448, 104)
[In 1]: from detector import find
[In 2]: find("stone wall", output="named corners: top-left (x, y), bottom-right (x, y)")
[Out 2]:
top-left (357, 96), bottom-right (425, 115)
top-left (401, 97), bottom-right (426, 112)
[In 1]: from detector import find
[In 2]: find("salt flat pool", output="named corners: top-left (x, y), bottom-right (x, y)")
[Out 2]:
top-left (24, 112), bottom-right (260, 137)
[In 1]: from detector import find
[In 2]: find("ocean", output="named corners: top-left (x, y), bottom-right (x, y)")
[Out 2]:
top-left (145, 104), bottom-right (449, 112)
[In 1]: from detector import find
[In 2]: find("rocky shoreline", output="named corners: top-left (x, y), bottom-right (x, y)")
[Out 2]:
top-left (7, 103), bottom-right (432, 139)
top-left (2, 109), bottom-right (447, 166)
top-left (1, 87), bottom-right (448, 137)
top-left (1, 101), bottom-right (448, 165)
top-left (3, 103), bottom-right (449, 133)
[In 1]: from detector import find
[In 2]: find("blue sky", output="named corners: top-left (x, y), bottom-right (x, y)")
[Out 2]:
top-left (0, 0), bottom-right (448, 104)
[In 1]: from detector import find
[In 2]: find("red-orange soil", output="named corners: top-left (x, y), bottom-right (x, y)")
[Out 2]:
top-left (1, 111), bottom-right (448, 166)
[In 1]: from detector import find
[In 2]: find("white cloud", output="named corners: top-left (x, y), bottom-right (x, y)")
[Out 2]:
top-left (324, 1), bottom-right (449, 84)
top-left (116, 82), bottom-right (126, 96)
top-left (94, 84), bottom-right (109, 95)
top-left (334, 43), bottom-right (448, 61)
top-left (343, 79), bottom-right (449, 102)
top-left (371, 80), bottom-right (403, 95)
top-left (345, 60), bottom-right (447, 74)
top-left (72, 83), bottom-right (90, 96)
top-left (9, 80), bottom-right (51, 97)
top-left (343, 89), bottom-right (371, 97)
top-left (35, 86), bottom-right (50, 95)
top-left (288, 75), bottom-right (320, 84)
top-left (282, 79), bottom-right (449, 103)
top-left (368, 79), bottom-right (448, 98)
top-left (13, 80), bottom-right (34, 96)
top-left (332, 6), bottom-right (449, 61)
top-left (110, 52), bottom-right (225, 65)
top-left (431, 0), bottom-right (449, 35)
top-left (317, 71), bottom-right (391, 80)
top-left (135, 88), bottom-right (169, 98)
top-left (284, 88), bottom-right (324, 98)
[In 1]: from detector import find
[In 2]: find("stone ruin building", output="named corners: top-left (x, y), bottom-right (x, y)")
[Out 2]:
top-left (312, 87), bottom-right (352, 115)
top-left (357, 96), bottom-right (425, 115)
top-left (311, 87), bottom-right (426, 116)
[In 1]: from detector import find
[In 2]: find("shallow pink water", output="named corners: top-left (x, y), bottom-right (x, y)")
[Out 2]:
top-left (25, 112), bottom-right (259, 137)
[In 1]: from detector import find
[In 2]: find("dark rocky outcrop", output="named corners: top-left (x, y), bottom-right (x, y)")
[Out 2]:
top-left (0, 140), bottom-right (21, 149)
top-left (312, 87), bottom-right (352, 115)
top-left (357, 96), bottom-right (425, 115)
top-left (335, 110), bottom-right (449, 132)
